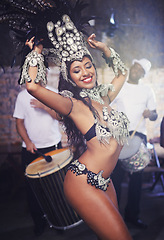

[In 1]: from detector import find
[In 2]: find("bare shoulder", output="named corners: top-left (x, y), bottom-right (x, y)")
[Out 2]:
top-left (71, 98), bottom-right (91, 115)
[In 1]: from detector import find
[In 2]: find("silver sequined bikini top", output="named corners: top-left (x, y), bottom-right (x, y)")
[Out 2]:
top-left (84, 107), bottom-right (130, 145)
top-left (59, 86), bottom-right (129, 145)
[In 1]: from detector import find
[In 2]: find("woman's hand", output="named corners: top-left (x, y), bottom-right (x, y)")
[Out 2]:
top-left (87, 34), bottom-right (105, 50)
top-left (87, 33), bottom-right (110, 58)
top-left (25, 36), bottom-right (35, 50)
top-left (87, 33), bottom-right (106, 50)
top-left (25, 37), bottom-right (43, 54)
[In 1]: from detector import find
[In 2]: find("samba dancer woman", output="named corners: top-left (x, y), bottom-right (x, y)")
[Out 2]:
top-left (1, 1), bottom-right (132, 239)
top-left (25, 32), bottom-right (131, 240)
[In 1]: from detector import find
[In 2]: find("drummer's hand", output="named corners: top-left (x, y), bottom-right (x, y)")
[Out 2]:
top-left (30, 99), bottom-right (45, 110)
top-left (25, 37), bottom-right (43, 54)
top-left (87, 33), bottom-right (107, 52)
top-left (26, 141), bottom-right (37, 154)
top-left (143, 109), bottom-right (151, 118)
top-left (149, 137), bottom-right (160, 144)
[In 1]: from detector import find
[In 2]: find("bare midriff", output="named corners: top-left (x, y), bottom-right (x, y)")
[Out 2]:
top-left (78, 136), bottom-right (123, 178)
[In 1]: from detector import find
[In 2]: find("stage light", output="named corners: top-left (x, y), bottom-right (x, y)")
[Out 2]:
top-left (110, 13), bottom-right (115, 25)
top-left (106, 10), bottom-right (118, 37)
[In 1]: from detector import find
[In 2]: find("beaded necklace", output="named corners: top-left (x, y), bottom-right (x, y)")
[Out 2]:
top-left (79, 84), bottom-right (115, 104)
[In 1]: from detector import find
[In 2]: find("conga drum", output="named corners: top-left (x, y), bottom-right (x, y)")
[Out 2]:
top-left (119, 135), bottom-right (151, 174)
top-left (25, 148), bottom-right (82, 230)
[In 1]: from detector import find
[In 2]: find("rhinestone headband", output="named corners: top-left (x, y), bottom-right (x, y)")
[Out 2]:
top-left (44, 14), bottom-right (93, 83)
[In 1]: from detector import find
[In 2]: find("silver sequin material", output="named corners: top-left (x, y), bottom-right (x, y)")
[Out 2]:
top-left (20, 51), bottom-right (47, 85)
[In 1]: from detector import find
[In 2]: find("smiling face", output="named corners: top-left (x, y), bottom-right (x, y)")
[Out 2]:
top-left (69, 56), bottom-right (97, 89)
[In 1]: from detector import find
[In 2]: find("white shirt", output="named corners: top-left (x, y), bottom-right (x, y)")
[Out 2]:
top-left (13, 87), bottom-right (62, 148)
top-left (111, 81), bottom-right (157, 135)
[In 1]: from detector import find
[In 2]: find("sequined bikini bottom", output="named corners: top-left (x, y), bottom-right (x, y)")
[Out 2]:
top-left (67, 159), bottom-right (111, 191)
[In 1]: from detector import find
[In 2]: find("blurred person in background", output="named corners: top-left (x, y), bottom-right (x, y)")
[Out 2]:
top-left (111, 58), bottom-right (158, 229)
top-left (13, 85), bottom-right (62, 236)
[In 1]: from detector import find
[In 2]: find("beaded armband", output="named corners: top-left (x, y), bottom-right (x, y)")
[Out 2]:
top-left (102, 47), bottom-right (127, 76)
top-left (19, 51), bottom-right (47, 85)
top-left (68, 159), bottom-right (111, 191)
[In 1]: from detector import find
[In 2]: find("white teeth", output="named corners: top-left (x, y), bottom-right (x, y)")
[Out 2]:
top-left (83, 77), bottom-right (92, 83)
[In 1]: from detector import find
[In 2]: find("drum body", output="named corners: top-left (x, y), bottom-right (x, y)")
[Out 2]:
top-left (25, 148), bottom-right (82, 230)
top-left (119, 135), bottom-right (151, 173)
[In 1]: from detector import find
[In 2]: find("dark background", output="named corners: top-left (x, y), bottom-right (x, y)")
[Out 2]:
top-left (0, 0), bottom-right (164, 67)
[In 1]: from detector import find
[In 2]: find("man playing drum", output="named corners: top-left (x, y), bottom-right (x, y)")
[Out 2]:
top-left (13, 85), bottom-right (62, 236)
top-left (111, 58), bottom-right (158, 228)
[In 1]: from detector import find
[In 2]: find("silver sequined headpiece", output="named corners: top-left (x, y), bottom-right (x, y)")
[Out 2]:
top-left (0, 0), bottom-right (94, 85)
top-left (43, 14), bottom-right (93, 84)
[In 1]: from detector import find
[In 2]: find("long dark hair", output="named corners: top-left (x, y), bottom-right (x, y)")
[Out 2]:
top-left (58, 58), bottom-right (98, 159)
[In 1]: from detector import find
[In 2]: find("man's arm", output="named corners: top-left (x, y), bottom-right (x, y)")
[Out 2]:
top-left (30, 99), bottom-right (61, 120)
top-left (16, 118), bottom-right (37, 153)
top-left (160, 117), bottom-right (164, 147)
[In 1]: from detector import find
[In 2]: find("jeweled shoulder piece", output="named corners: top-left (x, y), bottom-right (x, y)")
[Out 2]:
top-left (59, 90), bottom-right (74, 98)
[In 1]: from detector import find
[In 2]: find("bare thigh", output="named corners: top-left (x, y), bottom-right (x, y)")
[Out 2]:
top-left (64, 171), bottom-right (132, 240)
top-left (105, 179), bottom-right (119, 210)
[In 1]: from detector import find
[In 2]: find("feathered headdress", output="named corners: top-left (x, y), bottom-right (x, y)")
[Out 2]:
top-left (0, 0), bottom-right (95, 84)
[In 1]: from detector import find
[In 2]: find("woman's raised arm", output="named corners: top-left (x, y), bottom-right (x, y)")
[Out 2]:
top-left (87, 34), bottom-right (127, 102)
top-left (25, 40), bottom-right (73, 116)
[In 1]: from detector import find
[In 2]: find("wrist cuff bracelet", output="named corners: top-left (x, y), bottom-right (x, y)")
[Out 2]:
top-left (19, 50), bottom-right (47, 85)
top-left (102, 47), bottom-right (127, 76)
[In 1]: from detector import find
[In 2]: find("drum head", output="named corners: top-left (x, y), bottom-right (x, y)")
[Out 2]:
top-left (26, 148), bottom-right (73, 178)
top-left (119, 135), bottom-right (142, 159)
top-left (120, 142), bottom-right (151, 173)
